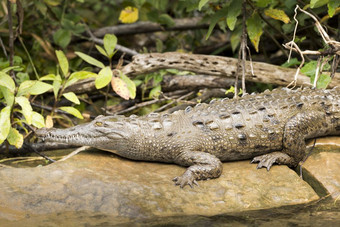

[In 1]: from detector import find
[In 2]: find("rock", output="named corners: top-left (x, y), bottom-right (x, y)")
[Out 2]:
top-left (0, 150), bottom-right (318, 225)
top-left (302, 151), bottom-right (340, 199)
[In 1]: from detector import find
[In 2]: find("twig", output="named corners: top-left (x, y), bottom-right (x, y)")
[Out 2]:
top-left (113, 98), bottom-right (167, 115)
top-left (153, 91), bottom-right (195, 113)
top-left (18, 36), bottom-right (40, 79)
top-left (240, 0), bottom-right (248, 95)
top-left (284, 5), bottom-right (340, 87)
top-left (313, 57), bottom-right (321, 88)
top-left (23, 142), bottom-right (56, 163)
top-left (93, 17), bottom-right (206, 37)
top-left (57, 146), bottom-right (90, 162)
top-left (234, 44), bottom-right (242, 98)
top-left (245, 46), bottom-right (254, 76)
top-left (85, 25), bottom-right (138, 56)
top-left (164, 88), bottom-right (228, 114)
top-left (331, 55), bottom-right (340, 78)
top-left (0, 36), bottom-right (8, 58)
top-left (6, 0), bottom-right (14, 77)
top-left (288, 5), bottom-right (300, 63)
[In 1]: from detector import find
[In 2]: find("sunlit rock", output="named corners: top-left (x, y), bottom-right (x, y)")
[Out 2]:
top-left (0, 150), bottom-right (318, 224)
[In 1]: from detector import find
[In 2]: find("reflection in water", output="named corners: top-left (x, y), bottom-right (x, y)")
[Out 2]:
top-left (0, 199), bottom-right (339, 226)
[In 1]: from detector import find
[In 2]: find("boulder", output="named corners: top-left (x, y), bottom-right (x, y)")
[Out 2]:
top-left (0, 149), bottom-right (318, 225)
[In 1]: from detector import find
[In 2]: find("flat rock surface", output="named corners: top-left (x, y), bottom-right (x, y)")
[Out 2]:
top-left (0, 150), bottom-right (318, 225)
top-left (303, 151), bottom-right (340, 199)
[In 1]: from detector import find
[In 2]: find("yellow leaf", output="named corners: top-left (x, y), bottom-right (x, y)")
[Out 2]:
top-left (7, 127), bottom-right (23, 148)
top-left (246, 13), bottom-right (263, 52)
top-left (119, 7), bottom-right (139, 24)
top-left (111, 77), bottom-right (130, 100)
top-left (264, 8), bottom-right (290, 24)
top-left (45, 115), bottom-right (54, 128)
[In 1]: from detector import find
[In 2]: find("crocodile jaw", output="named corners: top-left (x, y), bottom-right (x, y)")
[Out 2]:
top-left (36, 125), bottom-right (101, 146)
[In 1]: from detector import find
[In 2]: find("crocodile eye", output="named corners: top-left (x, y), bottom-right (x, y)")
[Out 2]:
top-left (95, 122), bottom-right (103, 126)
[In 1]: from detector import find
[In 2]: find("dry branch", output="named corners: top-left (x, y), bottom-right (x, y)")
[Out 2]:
top-left (94, 17), bottom-right (207, 37)
top-left (65, 52), bottom-right (340, 95)
top-left (122, 52), bottom-right (340, 88)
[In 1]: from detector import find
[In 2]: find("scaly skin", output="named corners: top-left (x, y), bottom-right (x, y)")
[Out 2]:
top-left (36, 87), bottom-right (340, 188)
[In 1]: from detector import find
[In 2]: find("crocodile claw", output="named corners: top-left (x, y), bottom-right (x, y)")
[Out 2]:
top-left (251, 154), bottom-right (278, 171)
top-left (173, 172), bottom-right (199, 188)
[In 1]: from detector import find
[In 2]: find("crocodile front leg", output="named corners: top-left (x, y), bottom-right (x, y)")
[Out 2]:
top-left (173, 151), bottom-right (223, 188)
top-left (252, 111), bottom-right (330, 170)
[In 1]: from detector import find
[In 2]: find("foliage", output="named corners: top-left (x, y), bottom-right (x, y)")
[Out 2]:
top-left (0, 0), bottom-right (338, 149)
top-left (0, 33), bottom-right (134, 148)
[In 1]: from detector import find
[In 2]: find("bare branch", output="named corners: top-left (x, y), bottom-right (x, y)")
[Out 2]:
top-left (93, 17), bottom-right (207, 37)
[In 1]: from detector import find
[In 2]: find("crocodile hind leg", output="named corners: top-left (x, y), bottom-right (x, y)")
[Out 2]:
top-left (173, 150), bottom-right (223, 188)
top-left (252, 111), bottom-right (330, 170)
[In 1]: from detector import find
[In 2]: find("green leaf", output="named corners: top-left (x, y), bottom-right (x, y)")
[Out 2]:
top-left (15, 72), bottom-right (29, 84)
top-left (133, 0), bottom-right (146, 8)
top-left (95, 45), bottom-right (108, 57)
top-left (120, 72), bottom-right (136, 99)
top-left (328, 0), bottom-right (340, 17)
top-left (95, 66), bottom-right (113, 89)
top-left (18, 80), bottom-right (53, 96)
top-left (230, 27), bottom-right (242, 52)
top-left (198, 0), bottom-right (209, 10)
top-left (264, 8), bottom-right (290, 23)
top-left (246, 13), bottom-right (263, 52)
top-left (301, 61), bottom-right (317, 77)
top-left (316, 74), bottom-right (332, 89)
top-left (206, 6), bottom-right (229, 40)
top-left (75, 52), bottom-right (105, 69)
top-left (225, 86), bottom-right (235, 95)
top-left (281, 58), bottom-right (300, 68)
top-left (55, 50), bottom-right (69, 77)
top-left (59, 106), bottom-right (83, 119)
top-left (7, 127), bottom-right (23, 148)
top-left (225, 86), bottom-right (243, 95)
top-left (69, 71), bottom-right (97, 80)
top-left (53, 29), bottom-right (72, 48)
top-left (1, 66), bottom-right (21, 73)
top-left (133, 79), bottom-right (143, 87)
top-left (103, 34), bottom-right (117, 58)
top-left (64, 77), bottom-right (78, 89)
top-left (44, 0), bottom-right (63, 6)
top-left (17, 80), bottom-right (35, 96)
top-left (149, 84), bottom-right (161, 99)
top-left (310, 0), bottom-right (328, 8)
top-left (15, 96), bottom-right (33, 124)
top-left (0, 106), bottom-right (11, 144)
top-left (0, 87), bottom-right (14, 106)
top-left (227, 0), bottom-right (242, 31)
top-left (155, 39), bottom-right (163, 53)
top-left (53, 75), bottom-right (62, 99)
top-left (40, 74), bottom-right (56, 81)
top-left (254, 0), bottom-right (271, 8)
top-left (62, 92), bottom-right (80, 105)
top-left (0, 71), bottom-right (15, 93)
top-left (158, 14), bottom-right (175, 27)
top-left (65, 71), bottom-right (97, 88)
top-left (31, 111), bottom-right (45, 128)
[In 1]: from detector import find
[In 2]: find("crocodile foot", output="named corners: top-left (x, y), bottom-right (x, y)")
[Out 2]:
top-left (251, 152), bottom-right (292, 171)
top-left (173, 171), bottom-right (199, 188)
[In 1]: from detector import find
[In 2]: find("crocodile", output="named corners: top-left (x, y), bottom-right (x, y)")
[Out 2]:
top-left (36, 87), bottom-right (340, 188)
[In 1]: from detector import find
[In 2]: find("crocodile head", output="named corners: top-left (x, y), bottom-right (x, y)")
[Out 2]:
top-left (35, 115), bottom-right (132, 153)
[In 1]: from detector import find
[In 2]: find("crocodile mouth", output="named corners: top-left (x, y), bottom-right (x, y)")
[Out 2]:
top-left (37, 128), bottom-right (104, 145)
top-left (41, 132), bottom-right (93, 143)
